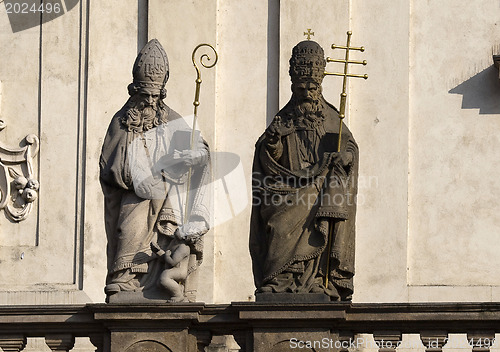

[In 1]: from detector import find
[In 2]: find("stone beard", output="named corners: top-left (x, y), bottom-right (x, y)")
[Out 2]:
top-left (120, 93), bottom-right (168, 133)
top-left (250, 41), bottom-right (358, 301)
top-left (288, 92), bottom-right (328, 169)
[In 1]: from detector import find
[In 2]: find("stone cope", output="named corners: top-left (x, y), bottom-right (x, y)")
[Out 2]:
top-left (250, 40), bottom-right (358, 301)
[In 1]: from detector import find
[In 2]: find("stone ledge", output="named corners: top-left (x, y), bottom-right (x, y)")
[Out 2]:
top-left (1, 302), bottom-right (500, 334)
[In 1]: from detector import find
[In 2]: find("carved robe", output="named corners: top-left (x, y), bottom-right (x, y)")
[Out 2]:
top-left (249, 98), bottom-right (358, 300)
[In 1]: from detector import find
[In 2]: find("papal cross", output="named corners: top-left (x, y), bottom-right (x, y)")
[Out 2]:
top-left (323, 30), bottom-right (367, 290)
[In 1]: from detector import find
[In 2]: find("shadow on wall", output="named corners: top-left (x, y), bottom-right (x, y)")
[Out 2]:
top-left (4, 0), bottom-right (79, 33)
top-left (449, 65), bottom-right (500, 114)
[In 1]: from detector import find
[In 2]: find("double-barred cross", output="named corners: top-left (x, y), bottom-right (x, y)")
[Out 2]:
top-left (325, 31), bottom-right (368, 117)
top-left (324, 31), bottom-right (368, 151)
top-left (323, 31), bottom-right (368, 290)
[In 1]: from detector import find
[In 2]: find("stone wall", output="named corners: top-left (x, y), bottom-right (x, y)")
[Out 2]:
top-left (1, 0), bottom-right (499, 304)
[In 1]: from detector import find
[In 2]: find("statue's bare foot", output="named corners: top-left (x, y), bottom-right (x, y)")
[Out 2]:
top-left (257, 285), bottom-right (273, 293)
top-left (167, 295), bottom-right (186, 303)
top-left (104, 283), bottom-right (120, 295)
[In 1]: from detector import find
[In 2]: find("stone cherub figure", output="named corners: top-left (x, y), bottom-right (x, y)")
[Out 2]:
top-left (250, 40), bottom-right (359, 301)
top-left (99, 39), bottom-right (210, 302)
top-left (150, 221), bottom-right (204, 302)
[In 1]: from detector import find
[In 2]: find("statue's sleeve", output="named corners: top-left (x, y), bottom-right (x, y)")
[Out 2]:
top-left (99, 113), bottom-right (133, 191)
top-left (249, 138), bottom-right (268, 288)
top-left (265, 138), bottom-right (283, 161)
top-left (188, 135), bottom-right (211, 229)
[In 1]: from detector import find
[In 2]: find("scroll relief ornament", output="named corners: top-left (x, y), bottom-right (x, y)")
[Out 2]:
top-left (0, 121), bottom-right (40, 222)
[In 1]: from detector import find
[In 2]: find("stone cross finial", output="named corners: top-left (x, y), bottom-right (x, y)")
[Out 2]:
top-left (303, 28), bottom-right (314, 40)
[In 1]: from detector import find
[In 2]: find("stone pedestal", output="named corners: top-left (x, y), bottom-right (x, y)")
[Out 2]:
top-left (255, 293), bottom-right (331, 303)
top-left (253, 328), bottom-right (334, 352)
top-left (88, 301), bottom-right (353, 351)
top-left (235, 302), bottom-right (349, 352)
top-left (90, 303), bottom-right (208, 352)
top-left (109, 331), bottom-right (193, 352)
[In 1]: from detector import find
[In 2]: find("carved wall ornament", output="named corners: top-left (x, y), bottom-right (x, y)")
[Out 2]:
top-left (0, 123), bottom-right (40, 222)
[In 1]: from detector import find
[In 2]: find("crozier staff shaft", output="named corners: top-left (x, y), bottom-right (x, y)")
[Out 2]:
top-left (184, 43), bottom-right (218, 222)
top-left (323, 31), bottom-right (367, 289)
top-left (324, 31), bottom-right (367, 152)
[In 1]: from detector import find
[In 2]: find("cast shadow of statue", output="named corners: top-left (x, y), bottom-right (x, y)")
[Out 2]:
top-left (4, 0), bottom-right (79, 33)
top-left (449, 65), bottom-right (500, 114)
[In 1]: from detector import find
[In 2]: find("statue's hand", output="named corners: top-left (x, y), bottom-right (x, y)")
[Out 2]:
top-left (135, 178), bottom-right (165, 199)
top-left (173, 149), bottom-right (208, 167)
top-left (265, 116), bottom-right (282, 145)
top-left (333, 151), bottom-right (353, 167)
top-left (175, 220), bottom-right (208, 243)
